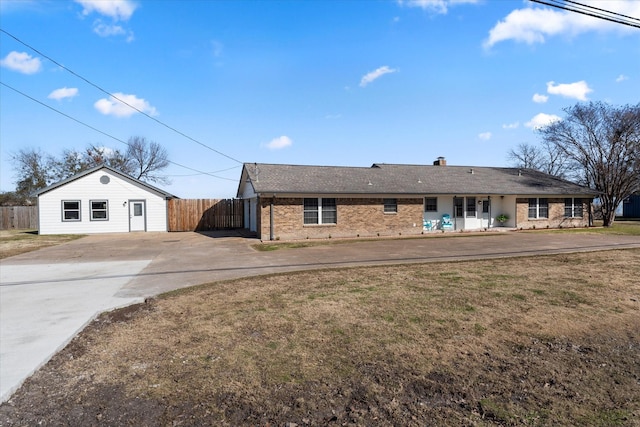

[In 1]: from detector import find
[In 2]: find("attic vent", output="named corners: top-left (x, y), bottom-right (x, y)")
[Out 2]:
top-left (100, 175), bottom-right (110, 184)
top-left (470, 168), bottom-right (474, 174)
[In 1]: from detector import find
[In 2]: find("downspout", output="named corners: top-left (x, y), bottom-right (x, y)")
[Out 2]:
top-left (270, 194), bottom-right (275, 241)
top-left (488, 195), bottom-right (491, 229)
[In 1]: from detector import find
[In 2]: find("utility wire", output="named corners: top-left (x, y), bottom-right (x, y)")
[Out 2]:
top-left (0, 27), bottom-right (245, 164)
top-left (167, 165), bottom-right (241, 177)
top-left (0, 81), bottom-right (238, 182)
top-left (529, 0), bottom-right (640, 29)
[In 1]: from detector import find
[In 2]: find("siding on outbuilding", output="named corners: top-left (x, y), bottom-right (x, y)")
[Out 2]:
top-left (622, 195), bottom-right (640, 218)
top-left (37, 167), bottom-right (173, 235)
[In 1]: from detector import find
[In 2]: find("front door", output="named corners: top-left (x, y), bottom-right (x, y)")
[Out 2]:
top-left (129, 200), bottom-right (146, 231)
top-left (481, 199), bottom-right (490, 228)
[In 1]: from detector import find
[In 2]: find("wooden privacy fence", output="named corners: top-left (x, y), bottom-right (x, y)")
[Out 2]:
top-left (0, 206), bottom-right (38, 230)
top-left (168, 199), bottom-right (244, 231)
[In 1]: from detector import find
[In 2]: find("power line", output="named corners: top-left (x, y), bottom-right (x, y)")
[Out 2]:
top-left (529, 0), bottom-right (640, 29)
top-left (0, 81), bottom-right (238, 182)
top-left (0, 27), bottom-right (245, 164)
top-left (167, 165), bottom-right (241, 177)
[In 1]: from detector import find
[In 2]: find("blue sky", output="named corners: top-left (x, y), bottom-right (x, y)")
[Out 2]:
top-left (1, 0), bottom-right (638, 198)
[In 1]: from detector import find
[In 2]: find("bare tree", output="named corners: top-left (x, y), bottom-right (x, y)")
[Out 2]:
top-left (539, 102), bottom-right (640, 226)
top-left (507, 143), bottom-right (543, 170)
top-left (10, 148), bottom-right (55, 201)
top-left (507, 141), bottom-right (572, 179)
top-left (126, 136), bottom-right (170, 184)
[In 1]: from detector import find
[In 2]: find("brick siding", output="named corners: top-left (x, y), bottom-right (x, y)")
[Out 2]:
top-left (259, 197), bottom-right (424, 240)
top-left (515, 198), bottom-right (590, 229)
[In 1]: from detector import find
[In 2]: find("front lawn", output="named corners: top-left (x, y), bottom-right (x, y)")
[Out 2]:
top-left (2, 249), bottom-right (639, 426)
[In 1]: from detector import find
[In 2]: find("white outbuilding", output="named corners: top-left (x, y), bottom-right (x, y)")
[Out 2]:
top-left (35, 165), bottom-right (177, 235)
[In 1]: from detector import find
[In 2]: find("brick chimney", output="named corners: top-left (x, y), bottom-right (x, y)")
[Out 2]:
top-left (433, 157), bottom-right (446, 166)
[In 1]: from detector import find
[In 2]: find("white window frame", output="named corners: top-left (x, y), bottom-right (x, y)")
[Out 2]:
top-left (384, 198), bottom-right (397, 214)
top-left (90, 200), bottom-right (109, 221)
top-left (564, 198), bottom-right (583, 218)
top-left (303, 198), bottom-right (337, 225)
top-left (466, 197), bottom-right (477, 218)
top-left (528, 198), bottom-right (548, 219)
top-left (62, 200), bottom-right (81, 222)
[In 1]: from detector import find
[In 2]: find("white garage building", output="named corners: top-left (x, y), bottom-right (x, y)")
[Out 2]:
top-left (35, 165), bottom-right (177, 235)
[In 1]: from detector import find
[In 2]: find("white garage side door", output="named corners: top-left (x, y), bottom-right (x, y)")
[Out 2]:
top-left (129, 200), bottom-right (146, 231)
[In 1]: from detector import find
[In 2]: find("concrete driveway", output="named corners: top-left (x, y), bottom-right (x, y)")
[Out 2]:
top-left (1, 230), bottom-right (639, 401)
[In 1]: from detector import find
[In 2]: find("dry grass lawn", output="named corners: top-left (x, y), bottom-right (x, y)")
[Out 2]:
top-left (1, 249), bottom-right (639, 426)
top-left (0, 230), bottom-right (84, 259)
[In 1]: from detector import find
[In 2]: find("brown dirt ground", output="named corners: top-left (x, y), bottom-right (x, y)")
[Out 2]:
top-left (1, 249), bottom-right (639, 426)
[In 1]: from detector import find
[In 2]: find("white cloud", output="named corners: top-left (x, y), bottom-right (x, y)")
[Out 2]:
top-left (525, 113), bottom-right (562, 129)
top-left (478, 132), bottom-right (492, 141)
top-left (92, 21), bottom-right (135, 41)
top-left (502, 122), bottom-right (519, 130)
top-left (532, 93), bottom-right (548, 103)
top-left (360, 66), bottom-right (398, 87)
top-left (75, 0), bottom-right (137, 21)
top-left (484, 2), bottom-right (640, 48)
top-left (264, 136), bottom-right (293, 150)
top-left (616, 74), bottom-right (628, 83)
top-left (546, 80), bottom-right (592, 101)
top-left (94, 92), bottom-right (158, 118)
top-left (397, 0), bottom-right (478, 14)
top-left (48, 87), bottom-right (79, 101)
top-left (0, 51), bottom-right (42, 74)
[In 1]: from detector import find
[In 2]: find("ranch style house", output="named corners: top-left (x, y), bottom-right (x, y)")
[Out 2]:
top-left (237, 159), bottom-right (597, 241)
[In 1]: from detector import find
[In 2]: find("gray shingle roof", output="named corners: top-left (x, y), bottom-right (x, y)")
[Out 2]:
top-left (34, 164), bottom-right (178, 199)
top-left (239, 163), bottom-right (596, 196)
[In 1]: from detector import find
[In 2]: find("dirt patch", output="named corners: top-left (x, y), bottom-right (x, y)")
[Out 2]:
top-left (1, 249), bottom-right (639, 426)
top-left (0, 230), bottom-right (84, 259)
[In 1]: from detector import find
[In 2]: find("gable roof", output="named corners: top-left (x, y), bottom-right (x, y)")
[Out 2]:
top-left (238, 163), bottom-right (596, 197)
top-left (34, 164), bottom-right (178, 199)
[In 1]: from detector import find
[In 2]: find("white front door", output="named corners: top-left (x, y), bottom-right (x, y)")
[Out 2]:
top-left (129, 200), bottom-right (146, 231)
top-left (481, 199), bottom-right (490, 228)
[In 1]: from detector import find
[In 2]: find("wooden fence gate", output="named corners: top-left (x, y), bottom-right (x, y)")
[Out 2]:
top-left (0, 206), bottom-right (38, 230)
top-left (167, 199), bottom-right (243, 231)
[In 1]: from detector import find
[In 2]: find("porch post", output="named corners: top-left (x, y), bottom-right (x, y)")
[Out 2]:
top-left (270, 195), bottom-right (275, 241)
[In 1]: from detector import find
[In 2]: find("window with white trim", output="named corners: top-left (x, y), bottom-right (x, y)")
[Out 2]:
top-left (384, 198), bottom-right (397, 213)
top-left (528, 198), bottom-right (548, 219)
top-left (62, 200), bottom-right (81, 221)
top-left (564, 198), bottom-right (583, 218)
top-left (454, 198), bottom-right (464, 218)
top-left (466, 197), bottom-right (476, 217)
top-left (303, 198), bottom-right (337, 225)
top-left (90, 200), bottom-right (108, 221)
top-left (424, 197), bottom-right (437, 212)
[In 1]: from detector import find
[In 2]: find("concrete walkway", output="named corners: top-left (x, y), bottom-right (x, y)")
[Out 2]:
top-left (1, 230), bottom-right (639, 401)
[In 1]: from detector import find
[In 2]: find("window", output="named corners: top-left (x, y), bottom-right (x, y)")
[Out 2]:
top-left (466, 197), bottom-right (476, 217)
top-left (528, 198), bottom-right (548, 219)
top-left (564, 198), bottom-right (583, 218)
top-left (303, 198), bottom-right (337, 225)
top-left (424, 197), bottom-right (437, 212)
top-left (454, 198), bottom-right (464, 217)
top-left (384, 198), bottom-right (397, 213)
top-left (90, 200), bottom-right (108, 221)
top-left (322, 198), bottom-right (337, 224)
top-left (62, 200), bottom-right (81, 221)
